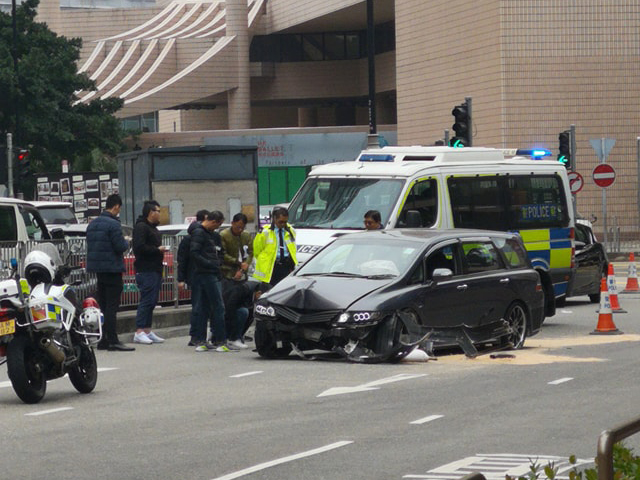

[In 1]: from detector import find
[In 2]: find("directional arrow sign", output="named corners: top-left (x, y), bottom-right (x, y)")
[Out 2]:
top-left (317, 373), bottom-right (427, 397)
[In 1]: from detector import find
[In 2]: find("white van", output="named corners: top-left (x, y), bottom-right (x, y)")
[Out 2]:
top-left (286, 146), bottom-right (575, 315)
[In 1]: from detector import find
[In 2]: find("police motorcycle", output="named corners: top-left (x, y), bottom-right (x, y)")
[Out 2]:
top-left (0, 243), bottom-right (102, 404)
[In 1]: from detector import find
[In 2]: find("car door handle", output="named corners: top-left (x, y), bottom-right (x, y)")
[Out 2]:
top-left (457, 284), bottom-right (468, 291)
top-left (500, 278), bottom-right (510, 284)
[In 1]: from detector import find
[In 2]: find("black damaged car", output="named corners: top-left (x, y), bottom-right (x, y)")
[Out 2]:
top-left (253, 229), bottom-right (545, 363)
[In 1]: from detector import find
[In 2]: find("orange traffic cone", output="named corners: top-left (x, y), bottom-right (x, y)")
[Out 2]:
top-left (622, 253), bottom-right (640, 293)
top-left (591, 277), bottom-right (623, 335)
top-left (606, 263), bottom-right (627, 313)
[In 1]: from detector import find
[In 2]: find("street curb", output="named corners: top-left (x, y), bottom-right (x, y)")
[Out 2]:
top-left (116, 305), bottom-right (192, 341)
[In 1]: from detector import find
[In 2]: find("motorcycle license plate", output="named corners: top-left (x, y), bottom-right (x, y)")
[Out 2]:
top-left (0, 319), bottom-right (15, 336)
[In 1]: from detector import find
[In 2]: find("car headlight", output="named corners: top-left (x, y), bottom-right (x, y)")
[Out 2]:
top-left (254, 304), bottom-right (276, 317)
top-left (335, 311), bottom-right (382, 325)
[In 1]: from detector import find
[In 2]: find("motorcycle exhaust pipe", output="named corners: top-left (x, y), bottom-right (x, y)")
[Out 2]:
top-left (40, 337), bottom-right (66, 364)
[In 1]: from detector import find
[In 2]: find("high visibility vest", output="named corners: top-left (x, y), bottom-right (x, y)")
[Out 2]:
top-left (252, 224), bottom-right (297, 284)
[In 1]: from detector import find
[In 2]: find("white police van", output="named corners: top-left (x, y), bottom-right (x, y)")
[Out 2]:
top-left (286, 146), bottom-right (575, 315)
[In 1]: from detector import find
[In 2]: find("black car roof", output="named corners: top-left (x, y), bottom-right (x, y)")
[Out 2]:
top-left (335, 228), bottom-right (519, 244)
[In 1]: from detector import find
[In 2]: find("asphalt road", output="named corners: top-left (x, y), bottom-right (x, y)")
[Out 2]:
top-left (1, 284), bottom-right (639, 480)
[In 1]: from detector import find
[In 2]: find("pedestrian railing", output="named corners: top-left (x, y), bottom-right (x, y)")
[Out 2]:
top-left (597, 416), bottom-right (640, 480)
top-left (0, 237), bottom-right (189, 309)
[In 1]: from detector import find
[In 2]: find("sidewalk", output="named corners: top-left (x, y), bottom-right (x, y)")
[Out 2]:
top-left (116, 305), bottom-right (192, 342)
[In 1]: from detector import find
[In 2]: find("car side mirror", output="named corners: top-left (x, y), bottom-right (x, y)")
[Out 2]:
top-left (50, 228), bottom-right (65, 240)
top-left (575, 240), bottom-right (586, 250)
top-left (432, 268), bottom-right (453, 280)
top-left (405, 210), bottom-right (422, 228)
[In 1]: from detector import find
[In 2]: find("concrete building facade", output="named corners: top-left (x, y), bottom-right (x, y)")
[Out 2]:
top-left (29, 0), bottom-right (640, 240)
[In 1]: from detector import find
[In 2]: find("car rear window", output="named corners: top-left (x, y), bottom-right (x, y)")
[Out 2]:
top-left (494, 237), bottom-right (528, 268)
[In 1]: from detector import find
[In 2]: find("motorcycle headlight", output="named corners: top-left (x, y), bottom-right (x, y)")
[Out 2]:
top-left (335, 311), bottom-right (382, 325)
top-left (254, 304), bottom-right (276, 317)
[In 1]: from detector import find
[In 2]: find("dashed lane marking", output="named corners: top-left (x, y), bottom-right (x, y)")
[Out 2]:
top-left (210, 440), bottom-right (354, 480)
top-left (230, 371), bottom-right (263, 378)
top-left (410, 414), bottom-right (444, 425)
top-left (25, 407), bottom-right (74, 416)
top-left (548, 377), bottom-right (574, 385)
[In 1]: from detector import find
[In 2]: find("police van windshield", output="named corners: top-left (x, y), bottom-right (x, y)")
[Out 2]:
top-left (288, 178), bottom-right (404, 229)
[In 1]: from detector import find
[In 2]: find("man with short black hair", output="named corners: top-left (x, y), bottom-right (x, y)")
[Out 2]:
top-left (253, 207), bottom-right (297, 287)
top-left (190, 210), bottom-right (229, 351)
top-left (132, 200), bottom-right (167, 345)
top-left (87, 194), bottom-right (134, 351)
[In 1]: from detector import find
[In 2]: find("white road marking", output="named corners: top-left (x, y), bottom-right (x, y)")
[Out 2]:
top-left (410, 414), bottom-right (444, 425)
top-left (230, 371), bottom-right (263, 378)
top-left (548, 377), bottom-right (573, 385)
top-left (98, 367), bottom-right (119, 372)
top-left (210, 440), bottom-right (353, 480)
top-left (403, 453), bottom-right (592, 479)
top-left (25, 407), bottom-right (74, 416)
top-left (0, 381), bottom-right (11, 389)
top-left (318, 373), bottom-right (427, 397)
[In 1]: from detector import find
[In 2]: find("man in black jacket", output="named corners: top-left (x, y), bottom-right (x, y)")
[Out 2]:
top-left (86, 194), bottom-right (134, 351)
top-left (189, 210), bottom-right (229, 351)
top-left (132, 200), bottom-right (167, 345)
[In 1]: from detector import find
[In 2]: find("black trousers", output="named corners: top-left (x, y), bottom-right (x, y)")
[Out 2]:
top-left (96, 272), bottom-right (123, 344)
top-left (271, 258), bottom-right (294, 286)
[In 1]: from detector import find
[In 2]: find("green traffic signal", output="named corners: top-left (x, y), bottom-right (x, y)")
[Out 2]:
top-left (558, 130), bottom-right (571, 169)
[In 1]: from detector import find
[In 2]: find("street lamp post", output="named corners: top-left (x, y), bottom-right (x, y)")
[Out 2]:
top-left (366, 0), bottom-right (376, 136)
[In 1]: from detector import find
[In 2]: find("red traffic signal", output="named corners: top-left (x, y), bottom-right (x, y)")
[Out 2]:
top-left (17, 149), bottom-right (29, 162)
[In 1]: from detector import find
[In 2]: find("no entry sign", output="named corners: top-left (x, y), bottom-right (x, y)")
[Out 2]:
top-left (592, 163), bottom-right (616, 188)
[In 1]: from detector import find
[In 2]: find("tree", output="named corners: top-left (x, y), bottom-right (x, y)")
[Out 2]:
top-left (0, 0), bottom-right (124, 195)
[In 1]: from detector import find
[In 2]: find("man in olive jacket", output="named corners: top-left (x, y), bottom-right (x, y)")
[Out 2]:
top-left (86, 194), bottom-right (134, 351)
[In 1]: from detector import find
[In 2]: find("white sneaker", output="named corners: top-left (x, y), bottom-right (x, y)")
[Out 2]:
top-left (133, 332), bottom-right (153, 344)
top-left (146, 331), bottom-right (165, 343)
top-left (227, 339), bottom-right (249, 350)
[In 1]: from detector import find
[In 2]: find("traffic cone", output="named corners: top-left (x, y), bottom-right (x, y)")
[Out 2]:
top-left (622, 253), bottom-right (640, 293)
top-left (606, 263), bottom-right (627, 313)
top-left (591, 278), bottom-right (623, 335)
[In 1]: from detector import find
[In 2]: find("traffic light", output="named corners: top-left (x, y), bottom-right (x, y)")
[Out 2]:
top-left (450, 100), bottom-right (471, 147)
top-left (557, 130), bottom-right (572, 169)
top-left (17, 149), bottom-right (30, 179)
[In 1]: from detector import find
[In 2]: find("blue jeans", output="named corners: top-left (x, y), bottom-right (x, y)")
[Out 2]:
top-left (192, 273), bottom-right (225, 343)
top-left (135, 271), bottom-right (163, 329)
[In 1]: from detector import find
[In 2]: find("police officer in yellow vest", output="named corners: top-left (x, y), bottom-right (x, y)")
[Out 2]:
top-left (253, 207), bottom-right (297, 286)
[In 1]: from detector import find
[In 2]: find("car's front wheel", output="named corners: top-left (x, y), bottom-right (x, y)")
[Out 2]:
top-left (502, 302), bottom-right (528, 349)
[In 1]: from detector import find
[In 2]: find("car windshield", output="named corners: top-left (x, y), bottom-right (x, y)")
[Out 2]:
top-left (288, 178), bottom-right (404, 229)
top-left (297, 237), bottom-right (420, 278)
top-left (38, 207), bottom-right (77, 225)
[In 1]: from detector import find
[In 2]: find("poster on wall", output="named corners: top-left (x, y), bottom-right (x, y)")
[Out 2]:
top-left (35, 172), bottom-right (118, 223)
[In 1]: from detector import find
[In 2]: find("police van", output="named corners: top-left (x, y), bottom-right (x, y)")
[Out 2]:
top-left (286, 146), bottom-right (575, 316)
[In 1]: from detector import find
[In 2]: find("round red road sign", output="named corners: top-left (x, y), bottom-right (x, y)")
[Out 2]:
top-left (592, 163), bottom-right (616, 188)
top-left (567, 171), bottom-right (584, 194)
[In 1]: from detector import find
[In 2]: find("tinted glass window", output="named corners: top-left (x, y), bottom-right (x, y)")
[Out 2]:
top-left (448, 174), bottom-right (569, 230)
top-left (494, 237), bottom-right (528, 268)
top-left (0, 206), bottom-right (18, 241)
top-left (461, 241), bottom-right (502, 273)
top-left (426, 244), bottom-right (457, 280)
top-left (397, 179), bottom-right (438, 228)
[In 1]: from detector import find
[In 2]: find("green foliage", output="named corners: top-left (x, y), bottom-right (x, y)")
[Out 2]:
top-left (506, 444), bottom-right (640, 480)
top-left (0, 0), bottom-right (125, 193)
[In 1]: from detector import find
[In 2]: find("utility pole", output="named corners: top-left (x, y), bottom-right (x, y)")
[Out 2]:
top-left (7, 133), bottom-right (14, 197)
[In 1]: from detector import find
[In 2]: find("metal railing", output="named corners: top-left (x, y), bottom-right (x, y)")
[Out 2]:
top-left (597, 416), bottom-right (640, 480)
top-left (0, 237), bottom-right (190, 309)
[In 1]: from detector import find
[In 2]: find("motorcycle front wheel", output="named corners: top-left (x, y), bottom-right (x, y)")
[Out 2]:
top-left (68, 344), bottom-right (97, 394)
top-left (7, 335), bottom-right (47, 404)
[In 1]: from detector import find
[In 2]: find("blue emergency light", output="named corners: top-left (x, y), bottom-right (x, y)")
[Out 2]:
top-left (516, 149), bottom-right (552, 159)
top-left (359, 154), bottom-right (394, 162)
